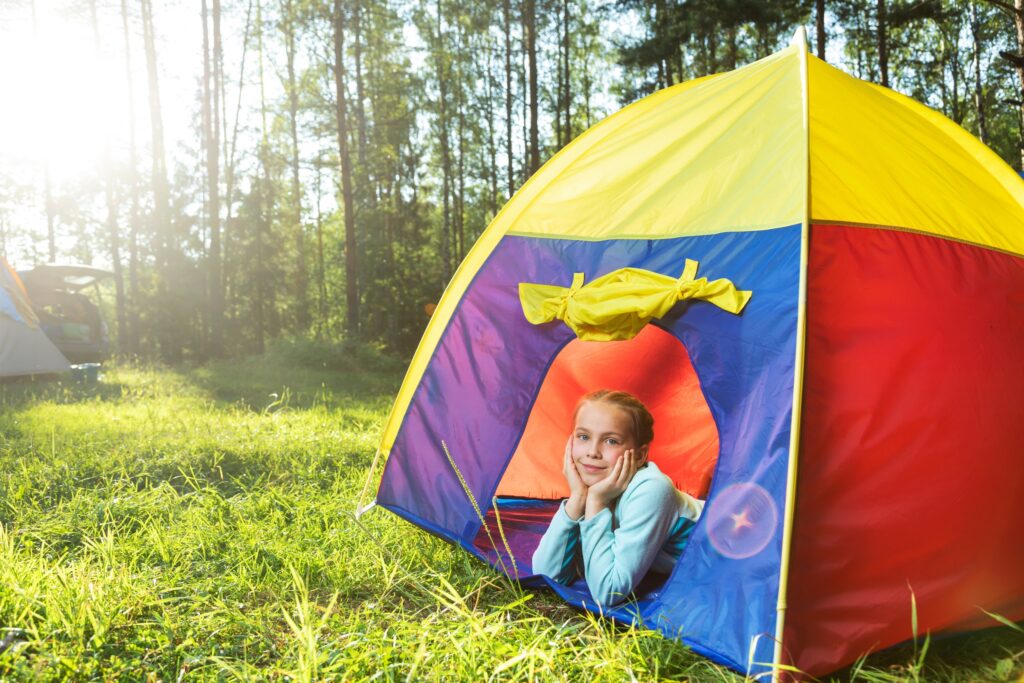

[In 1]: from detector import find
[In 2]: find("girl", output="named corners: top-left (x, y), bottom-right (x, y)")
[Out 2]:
top-left (531, 389), bottom-right (704, 607)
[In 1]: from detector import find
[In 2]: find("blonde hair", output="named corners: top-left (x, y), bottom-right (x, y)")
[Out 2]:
top-left (574, 389), bottom-right (654, 446)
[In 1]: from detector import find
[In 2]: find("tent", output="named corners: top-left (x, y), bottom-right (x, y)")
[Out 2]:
top-left (1, 257), bottom-right (71, 378)
top-left (359, 31), bottom-right (1024, 678)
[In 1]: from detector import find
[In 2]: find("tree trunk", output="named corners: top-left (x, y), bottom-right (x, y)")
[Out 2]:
top-left (202, 0), bottom-right (224, 356)
top-left (504, 0), bottom-right (515, 197)
top-left (525, 0), bottom-right (539, 175)
top-left (31, 2), bottom-right (57, 263)
top-left (436, 0), bottom-right (452, 282)
top-left (485, 45), bottom-right (499, 218)
top-left (119, 0), bottom-right (141, 355)
top-left (816, 0), bottom-right (826, 60)
top-left (384, 183), bottom-right (397, 342)
top-left (1014, 0), bottom-right (1024, 168)
top-left (654, 0), bottom-right (673, 84)
top-left (314, 159), bottom-right (327, 336)
top-left (877, 0), bottom-right (889, 87)
top-left (726, 25), bottom-right (738, 70)
top-left (94, 0), bottom-right (125, 354)
top-left (456, 24), bottom-right (466, 262)
top-left (938, 31), bottom-right (950, 115)
top-left (141, 0), bottom-right (175, 361)
top-left (562, 0), bottom-right (571, 143)
top-left (555, 8), bottom-right (563, 147)
top-left (255, 0), bottom-right (269, 354)
top-left (855, 7), bottom-right (865, 78)
top-left (210, 0), bottom-right (224, 354)
top-left (44, 167), bottom-right (55, 262)
top-left (971, 2), bottom-right (988, 144)
top-left (354, 0), bottom-right (368, 172)
top-left (283, 0), bottom-right (308, 332)
top-left (707, 26), bottom-right (717, 74)
top-left (948, 32), bottom-right (962, 124)
top-left (582, 59), bottom-right (593, 129)
top-left (223, 0), bottom-right (255, 320)
top-left (521, 14), bottom-right (528, 182)
top-left (334, 0), bottom-right (359, 338)
top-left (697, 23), bottom-right (708, 75)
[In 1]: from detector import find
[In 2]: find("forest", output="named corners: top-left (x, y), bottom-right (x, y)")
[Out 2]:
top-left (2, 0), bottom-right (1024, 359)
top-left (4, 3), bottom-right (1024, 680)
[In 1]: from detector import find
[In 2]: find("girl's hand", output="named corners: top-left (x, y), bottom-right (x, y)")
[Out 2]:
top-left (586, 448), bottom-right (640, 518)
top-left (563, 436), bottom-right (587, 520)
top-left (563, 436), bottom-right (587, 497)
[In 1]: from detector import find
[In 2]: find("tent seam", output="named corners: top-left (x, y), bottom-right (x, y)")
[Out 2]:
top-left (809, 219), bottom-right (1024, 259)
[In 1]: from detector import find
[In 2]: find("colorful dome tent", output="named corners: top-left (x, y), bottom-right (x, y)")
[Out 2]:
top-left (359, 31), bottom-right (1024, 678)
top-left (1, 257), bottom-right (70, 378)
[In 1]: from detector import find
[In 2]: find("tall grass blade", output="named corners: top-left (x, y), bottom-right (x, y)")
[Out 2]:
top-left (490, 495), bottom-right (518, 578)
top-left (440, 440), bottom-right (513, 579)
top-left (980, 608), bottom-right (1024, 633)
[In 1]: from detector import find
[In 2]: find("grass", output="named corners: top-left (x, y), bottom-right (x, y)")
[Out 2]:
top-left (1, 342), bottom-right (1022, 681)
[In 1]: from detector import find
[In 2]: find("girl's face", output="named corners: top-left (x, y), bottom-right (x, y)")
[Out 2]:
top-left (571, 400), bottom-right (648, 487)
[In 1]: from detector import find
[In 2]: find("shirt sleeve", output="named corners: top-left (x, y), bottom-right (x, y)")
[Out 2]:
top-left (530, 499), bottom-right (583, 584)
top-left (578, 475), bottom-right (681, 607)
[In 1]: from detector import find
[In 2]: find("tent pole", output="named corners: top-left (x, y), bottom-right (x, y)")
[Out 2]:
top-left (772, 26), bottom-right (811, 682)
top-left (354, 445), bottom-right (384, 519)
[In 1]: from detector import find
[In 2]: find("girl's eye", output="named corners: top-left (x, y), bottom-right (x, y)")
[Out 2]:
top-left (605, 438), bottom-right (619, 446)
top-left (577, 434), bottom-right (588, 441)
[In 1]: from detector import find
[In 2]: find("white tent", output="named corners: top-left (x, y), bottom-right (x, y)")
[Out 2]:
top-left (1, 258), bottom-right (70, 378)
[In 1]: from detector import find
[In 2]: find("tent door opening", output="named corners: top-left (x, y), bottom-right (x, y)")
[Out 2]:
top-left (473, 323), bottom-right (720, 581)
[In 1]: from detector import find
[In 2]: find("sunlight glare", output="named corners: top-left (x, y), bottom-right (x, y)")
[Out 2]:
top-left (0, 7), bottom-right (125, 183)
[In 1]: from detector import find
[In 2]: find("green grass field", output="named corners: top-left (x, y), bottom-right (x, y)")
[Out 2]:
top-left (1, 342), bottom-right (1021, 681)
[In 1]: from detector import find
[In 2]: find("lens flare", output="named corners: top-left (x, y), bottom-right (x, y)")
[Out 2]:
top-left (705, 482), bottom-right (778, 560)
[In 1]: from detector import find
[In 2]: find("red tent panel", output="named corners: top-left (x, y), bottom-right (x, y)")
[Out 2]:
top-left (785, 223), bottom-right (1024, 675)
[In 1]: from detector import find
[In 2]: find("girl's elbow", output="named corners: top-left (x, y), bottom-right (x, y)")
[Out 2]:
top-left (531, 555), bottom-right (571, 584)
top-left (531, 553), bottom-right (554, 577)
top-left (590, 578), bottom-right (633, 608)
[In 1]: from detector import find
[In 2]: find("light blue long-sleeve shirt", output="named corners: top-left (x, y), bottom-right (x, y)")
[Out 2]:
top-left (530, 461), bottom-right (704, 607)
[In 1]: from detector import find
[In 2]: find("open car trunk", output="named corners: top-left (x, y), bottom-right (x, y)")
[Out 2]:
top-left (18, 264), bottom-right (114, 364)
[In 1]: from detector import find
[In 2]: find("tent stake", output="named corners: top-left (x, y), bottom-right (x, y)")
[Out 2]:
top-left (354, 445), bottom-right (384, 519)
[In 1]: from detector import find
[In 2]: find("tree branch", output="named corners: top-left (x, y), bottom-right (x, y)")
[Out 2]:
top-left (979, 0), bottom-right (1019, 18)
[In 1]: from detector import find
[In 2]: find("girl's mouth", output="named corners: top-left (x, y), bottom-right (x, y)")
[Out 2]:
top-left (580, 464), bottom-right (603, 473)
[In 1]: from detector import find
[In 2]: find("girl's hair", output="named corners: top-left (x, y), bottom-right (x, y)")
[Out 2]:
top-left (574, 389), bottom-right (655, 446)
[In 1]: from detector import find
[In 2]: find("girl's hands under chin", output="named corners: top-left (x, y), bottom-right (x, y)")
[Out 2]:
top-left (586, 448), bottom-right (640, 518)
top-left (563, 436), bottom-right (587, 520)
top-left (563, 436), bottom-right (587, 497)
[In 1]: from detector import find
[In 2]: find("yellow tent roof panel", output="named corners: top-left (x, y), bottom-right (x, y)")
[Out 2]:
top-left (503, 44), bottom-right (805, 241)
top-left (808, 55), bottom-right (1024, 256)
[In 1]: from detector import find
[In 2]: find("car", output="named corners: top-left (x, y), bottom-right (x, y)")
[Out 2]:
top-left (17, 264), bottom-right (114, 364)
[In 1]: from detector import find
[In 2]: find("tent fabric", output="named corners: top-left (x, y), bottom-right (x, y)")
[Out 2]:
top-left (1, 258), bottom-right (70, 378)
top-left (807, 59), bottom-right (1024, 256)
top-left (0, 257), bottom-right (40, 326)
top-left (377, 227), bottom-right (802, 672)
top-left (371, 30), bottom-right (1024, 679)
top-left (0, 290), bottom-right (30, 325)
top-left (518, 259), bottom-right (752, 342)
top-left (786, 222), bottom-right (1024, 674)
